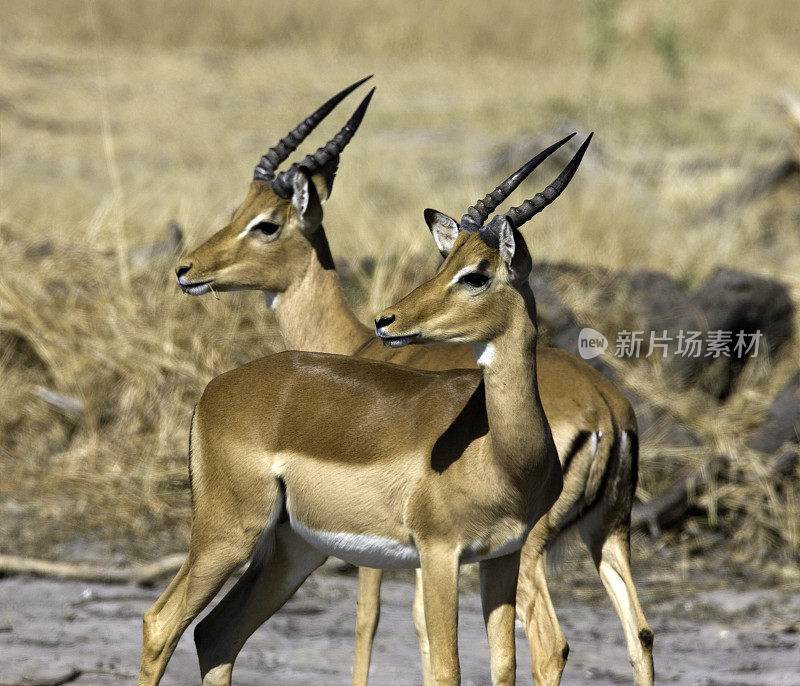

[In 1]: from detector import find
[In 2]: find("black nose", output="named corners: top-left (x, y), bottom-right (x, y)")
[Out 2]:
top-left (375, 314), bottom-right (395, 329)
top-left (176, 263), bottom-right (192, 278)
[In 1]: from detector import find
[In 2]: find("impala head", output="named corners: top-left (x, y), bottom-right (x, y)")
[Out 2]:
top-left (375, 133), bottom-right (592, 352)
top-left (176, 77), bottom-right (374, 297)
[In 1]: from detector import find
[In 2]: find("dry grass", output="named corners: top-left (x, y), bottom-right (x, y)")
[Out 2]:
top-left (0, 1), bottom-right (798, 567)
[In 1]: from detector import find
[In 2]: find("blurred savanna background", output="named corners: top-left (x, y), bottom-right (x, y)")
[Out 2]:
top-left (1, 0), bottom-right (799, 669)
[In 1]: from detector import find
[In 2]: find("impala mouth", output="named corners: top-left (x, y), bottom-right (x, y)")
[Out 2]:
top-left (376, 331), bottom-right (420, 348)
top-left (177, 276), bottom-right (214, 296)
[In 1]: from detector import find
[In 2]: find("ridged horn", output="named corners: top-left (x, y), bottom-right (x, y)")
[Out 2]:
top-left (270, 87), bottom-right (375, 198)
top-left (460, 132), bottom-right (576, 233)
top-left (498, 133), bottom-right (593, 231)
top-left (252, 75), bottom-right (372, 183)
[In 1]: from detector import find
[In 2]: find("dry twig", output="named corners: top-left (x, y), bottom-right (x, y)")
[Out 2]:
top-left (0, 668), bottom-right (83, 686)
top-left (0, 554), bottom-right (185, 587)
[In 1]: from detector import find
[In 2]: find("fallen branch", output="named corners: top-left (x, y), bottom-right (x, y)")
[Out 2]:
top-left (0, 668), bottom-right (83, 686)
top-left (0, 553), bottom-right (185, 587)
top-left (632, 454), bottom-right (729, 536)
top-left (0, 668), bottom-right (134, 686)
top-left (632, 443), bottom-right (800, 536)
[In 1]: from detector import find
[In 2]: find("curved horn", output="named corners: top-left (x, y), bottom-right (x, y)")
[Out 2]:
top-left (270, 87), bottom-right (375, 198)
top-left (493, 132), bottom-right (593, 232)
top-left (252, 75), bottom-right (372, 183)
top-left (460, 132), bottom-right (576, 233)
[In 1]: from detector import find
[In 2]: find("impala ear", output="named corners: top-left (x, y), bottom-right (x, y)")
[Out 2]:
top-left (292, 168), bottom-right (323, 233)
top-left (424, 209), bottom-right (460, 257)
top-left (495, 216), bottom-right (516, 266)
top-left (499, 218), bottom-right (533, 283)
top-left (308, 157), bottom-right (339, 205)
top-left (481, 215), bottom-right (530, 282)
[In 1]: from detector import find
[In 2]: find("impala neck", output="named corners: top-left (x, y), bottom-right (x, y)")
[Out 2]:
top-left (476, 282), bottom-right (554, 477)
top-left (270, 227), bottom-right (371, 355)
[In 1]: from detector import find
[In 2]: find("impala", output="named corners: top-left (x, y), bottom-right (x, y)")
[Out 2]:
top-left (137, 140), bottom-right (606, 686)
top-left (177, 93), bottom-right (654, 684)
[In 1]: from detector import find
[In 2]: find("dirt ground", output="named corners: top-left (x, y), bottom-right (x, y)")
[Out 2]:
top-left (1, 568), bottom-right (798, 685)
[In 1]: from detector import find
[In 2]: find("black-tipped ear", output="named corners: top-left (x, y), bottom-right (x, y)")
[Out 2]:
top-left (424, 209), bottom-right (460, 257)
top-left (292, 168), bottom-right (323, 233)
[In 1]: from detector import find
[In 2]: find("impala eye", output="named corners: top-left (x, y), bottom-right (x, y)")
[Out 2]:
top-left (459, 272), bottom-right (490, 288)
top-left (251, 221), bottom-right (280, 236)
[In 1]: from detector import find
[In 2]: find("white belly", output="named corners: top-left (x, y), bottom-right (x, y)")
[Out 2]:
top-left (288, 510), bottom-right (526, 569)
top-left (288, 511), bottom-right (420, 569)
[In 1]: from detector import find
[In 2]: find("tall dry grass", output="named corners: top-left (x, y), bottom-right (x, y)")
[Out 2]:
top-left (0, 1), bottom-right (798, 568)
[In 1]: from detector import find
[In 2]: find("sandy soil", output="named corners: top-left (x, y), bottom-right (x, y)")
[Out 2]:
top-left (1, 570), bottom-right (798, 685)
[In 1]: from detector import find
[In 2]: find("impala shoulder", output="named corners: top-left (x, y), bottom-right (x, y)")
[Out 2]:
top-left (200, 351), bottom-right (297, 400)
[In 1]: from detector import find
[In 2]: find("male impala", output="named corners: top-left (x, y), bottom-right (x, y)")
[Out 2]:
top-left (177, 92), bottom-right (654, 683)
top-left (138, 141), bottom-right (604, 686)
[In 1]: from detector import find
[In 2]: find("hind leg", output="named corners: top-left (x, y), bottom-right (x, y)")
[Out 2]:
top-left (194, 523), bottom-right (327, 685)
top-left (580, 523), bottom-right (654, 686)
top-left (138, 450), bottom-right (284, 686)
top-left (596, 532), bottom-right (654, 685)
top-left (138, 529), bottom-right (262, 685)
top-left (516, 539), bottom-right (568, 686)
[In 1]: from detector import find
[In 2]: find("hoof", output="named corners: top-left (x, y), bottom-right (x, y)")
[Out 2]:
top-left (639, 627), bottom-right (654, 649)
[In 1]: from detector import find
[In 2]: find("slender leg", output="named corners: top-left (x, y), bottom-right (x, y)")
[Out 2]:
top-left (138, 539), bottom-right (258, 685)
top-left (418, 545), bottom-right (461, 686)
top-left (595, 533), bottom-right (654, 686)
top-left (194, 524), bottom-right (327, 685)
top-left (351, 567), bottom-right (384, 686)
top-left (480, 550), bottom-right (521, 686)
top-left (412, 568), bottom-right (434, 686)
top-left (516, 548), bottom-right (568, 686)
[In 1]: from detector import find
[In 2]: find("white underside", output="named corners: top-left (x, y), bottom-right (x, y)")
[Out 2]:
top-left (288, 510), bottom-right (526, 570)
top-left (288, 511), bottom-right (419, 569)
